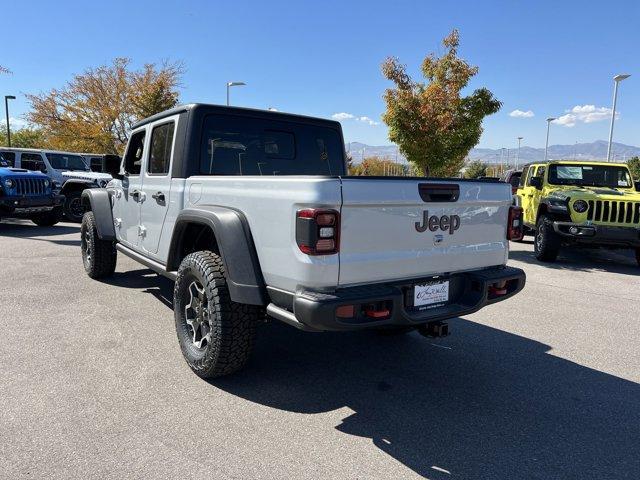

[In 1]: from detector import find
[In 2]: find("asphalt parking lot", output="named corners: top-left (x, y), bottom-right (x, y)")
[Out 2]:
top-left (1, 220), bottom-right (639, 479)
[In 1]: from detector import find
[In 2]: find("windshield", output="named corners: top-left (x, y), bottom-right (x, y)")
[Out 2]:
top-left (200, 114), bottom-right (346, 176)
top-left (548, 164), bottom-right (633, 189)
top-left (46, 153), bottom-right (89, 171)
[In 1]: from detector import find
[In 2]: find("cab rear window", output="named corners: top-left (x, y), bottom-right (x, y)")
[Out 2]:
top-left (199, 114), bottom-right (345, 176)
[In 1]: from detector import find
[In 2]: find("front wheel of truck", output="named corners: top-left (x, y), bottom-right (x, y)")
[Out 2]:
top-left (174, 251), bottom-right (261, 378)
top-left (64, 191), bottom-right (85, 223)
top-left (81, 211), bottom-right (117, 278)
top-left (534, 213), bottom-right (560, 262)
top-left (31, 207), bottom-right (62, 227)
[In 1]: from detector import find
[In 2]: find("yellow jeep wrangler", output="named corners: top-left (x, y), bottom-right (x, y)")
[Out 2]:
top-left (516, 160), bottom-right (640, 264)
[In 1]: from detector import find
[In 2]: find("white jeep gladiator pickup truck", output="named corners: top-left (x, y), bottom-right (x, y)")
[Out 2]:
top-left (80, 104), bottom-right (525, 378)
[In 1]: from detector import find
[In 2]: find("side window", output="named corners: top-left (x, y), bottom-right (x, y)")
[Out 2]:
top-left (90, 158), bottom-right (103, 172)
top-left (519, 167), bottom-right (528, 187)
top-left (0, 151), bottom-right (15, 166)
top-left (536, 166), bottom-right (546, 182)
top-left (123, 130), bottom-right (146, 175)
top-left (524, 166), bottom-right (535, 186)
top-left (21, 153), bottom-right (46, 172)
top-left (148, 122), bottom-right (175, 175)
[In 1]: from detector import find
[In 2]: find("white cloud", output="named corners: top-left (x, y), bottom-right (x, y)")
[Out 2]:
top-left (332, 112), bottom-right (380, 126)
top-left (553, 105), bottom-right (615, 128)
top-left (3, 117), bottom-right (28, 128)
top-left (356, 116), bottom-right (380, 126)
top-left (331, 112), bottom-right (355, 120)
top-left (509, 109), bottom-right (535, 118)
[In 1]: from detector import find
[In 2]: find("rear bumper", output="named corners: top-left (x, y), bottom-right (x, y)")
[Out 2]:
top-left (553, 221), bottom-right (640, 247)
top-left (0, 194), bottom-right (64, 214)
top-left (284, 266), bottom-right (525, 332)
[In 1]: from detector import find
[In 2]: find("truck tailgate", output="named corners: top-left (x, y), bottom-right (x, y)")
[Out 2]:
top-left (338, 178), bottom-right (511, 286)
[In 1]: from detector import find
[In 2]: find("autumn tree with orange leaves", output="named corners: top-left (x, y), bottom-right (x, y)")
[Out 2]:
top-left (26, 58), bottom-right (182, 154)
top-left (382, 29), bottom-right (501, 177)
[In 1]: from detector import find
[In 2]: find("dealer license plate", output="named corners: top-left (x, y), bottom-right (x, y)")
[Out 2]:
top-left (414, 281), bottom-right (449, 307)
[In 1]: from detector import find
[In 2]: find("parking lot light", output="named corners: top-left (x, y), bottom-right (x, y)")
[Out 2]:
top-left (544, 117), bottom-right (556, 162)
top-left (517, 137), bottom-right (523, 169)
top-left (226, 81), bottom-right (246, 106)
top-left (4, 95), bottom-right (16, 147)
top-left (607, 74), bottom-right (631, 162)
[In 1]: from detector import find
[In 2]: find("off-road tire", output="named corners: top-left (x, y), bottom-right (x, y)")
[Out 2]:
top-left (81, 211), bottom-right (117, 278)
top-left (534, 213), bottom-right (560, 262)
top-left (174, 251), bottom-right (261, 378)
top-left (64, 190), bottom-right (84, 223)
top-left (31, 207), bottom-right (62, 227)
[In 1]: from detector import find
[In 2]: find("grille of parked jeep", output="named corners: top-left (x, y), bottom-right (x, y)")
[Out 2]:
top-left (586, 200), bottom-right (640, 224)
top-left (15, 178), bottom-right (48, 196)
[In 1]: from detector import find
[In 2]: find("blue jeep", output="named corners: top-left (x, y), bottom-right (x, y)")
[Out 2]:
top-left (0, 154), bottom-right (64, 226)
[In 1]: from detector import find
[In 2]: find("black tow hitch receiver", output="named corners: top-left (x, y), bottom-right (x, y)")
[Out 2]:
top-left (418, 321), bottom-right (449, 338)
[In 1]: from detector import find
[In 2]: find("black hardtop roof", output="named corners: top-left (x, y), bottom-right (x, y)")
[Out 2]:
top-left (131, 103), bottom-right (342, 130)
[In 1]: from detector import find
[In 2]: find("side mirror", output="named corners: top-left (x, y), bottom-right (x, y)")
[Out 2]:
top-left (530, 176), bottom-right (543, 190)
top-left (104, 155), bottom-right (123, 179)
top-left (39, 166), bottom-right (47, 173)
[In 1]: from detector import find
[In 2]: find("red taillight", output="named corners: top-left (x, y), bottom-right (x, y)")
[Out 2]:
top-left (507, 206), bottom-right (523, 241)
top-left (296, 208), bottom-right (340, 255)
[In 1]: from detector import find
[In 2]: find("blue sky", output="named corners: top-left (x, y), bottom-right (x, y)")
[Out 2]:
top-left (2, 0), bottom-right (638, 150)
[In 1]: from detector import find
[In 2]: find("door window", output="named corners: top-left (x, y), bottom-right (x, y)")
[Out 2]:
top-left (524, 166), bottom-right (535, 186)
top-left (124, 130), bottom-right (146, 175)
top-left (0, 151), bottom-right (15, 166)
top-left (148, 122), bottom-right (174, 175)
top-left (21, 153), bottom-right (46, 172)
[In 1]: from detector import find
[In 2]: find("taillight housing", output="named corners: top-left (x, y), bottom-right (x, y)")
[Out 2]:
top-left (507, 206), bottom-right (523, 241)
top-left (296, 208), bottom-right (340, 255)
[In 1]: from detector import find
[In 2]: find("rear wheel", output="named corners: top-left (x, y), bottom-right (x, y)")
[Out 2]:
top-left (81, 211), bottom-right (117, 278)
top-left (31, 207), bottom-right (62, 227)
top-left (64, 190), bottom-right (84, 223)
top-left (534, 213), bottom-right (560, 262)
top-left (174, 251), bottom-right (261, 378)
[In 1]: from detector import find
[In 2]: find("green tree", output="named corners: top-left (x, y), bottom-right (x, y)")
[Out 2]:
top-left (464, 160), bottom-right (488, 179)
top-left (0, 125), bottom-right (46, 148)
top-left (627, 156), bottom-right (640, 179)
top-left (25, 58), bottom-right (182, 155)
top-left (381, 29), bottom-right (501, 177)
top-left (349, 156), bottom-right (409, 176)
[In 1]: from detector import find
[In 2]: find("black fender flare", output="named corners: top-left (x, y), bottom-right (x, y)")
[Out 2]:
top-left (167, 207), bottom-right (268, 306)
top-left (537, 196), bottom-right (571, 222)
top-left (61, 179), bottom-right (95, 195)
top-left (81, 189), bottom-right (115, 240)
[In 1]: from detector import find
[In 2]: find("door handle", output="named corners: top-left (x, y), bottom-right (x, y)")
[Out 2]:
top-left (131, 189), bottom-right (146, 202)
top-left (152, 191), bottom-right (165, 202)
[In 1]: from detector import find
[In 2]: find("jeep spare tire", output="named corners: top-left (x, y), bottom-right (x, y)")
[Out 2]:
top-left (174, 251), bottom-right (261, 378)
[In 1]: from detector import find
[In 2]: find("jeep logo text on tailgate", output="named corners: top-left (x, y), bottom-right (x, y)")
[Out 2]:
top-left (415, 211), bottom-right (461, 234)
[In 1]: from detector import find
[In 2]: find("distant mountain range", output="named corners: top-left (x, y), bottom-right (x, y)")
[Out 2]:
top-left (346, 140), bottom-right (640, 165)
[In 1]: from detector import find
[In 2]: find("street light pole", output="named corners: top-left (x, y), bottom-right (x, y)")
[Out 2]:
top-left (4, 95), bottom-right (16, 147)
top-left (226, 81), bottom-right (246, 106)
top-left (544, 117), bottom-right (556, 161)
top-left (607, 74), bottom-right (630, 162)
top-left (516, 137), bottom-right (523, 169)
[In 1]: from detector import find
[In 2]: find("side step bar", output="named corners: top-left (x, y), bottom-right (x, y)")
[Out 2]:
top-left (266, 303), bottom-right (320, 332)
top-left (115, 244), bottom-right (177, 281)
